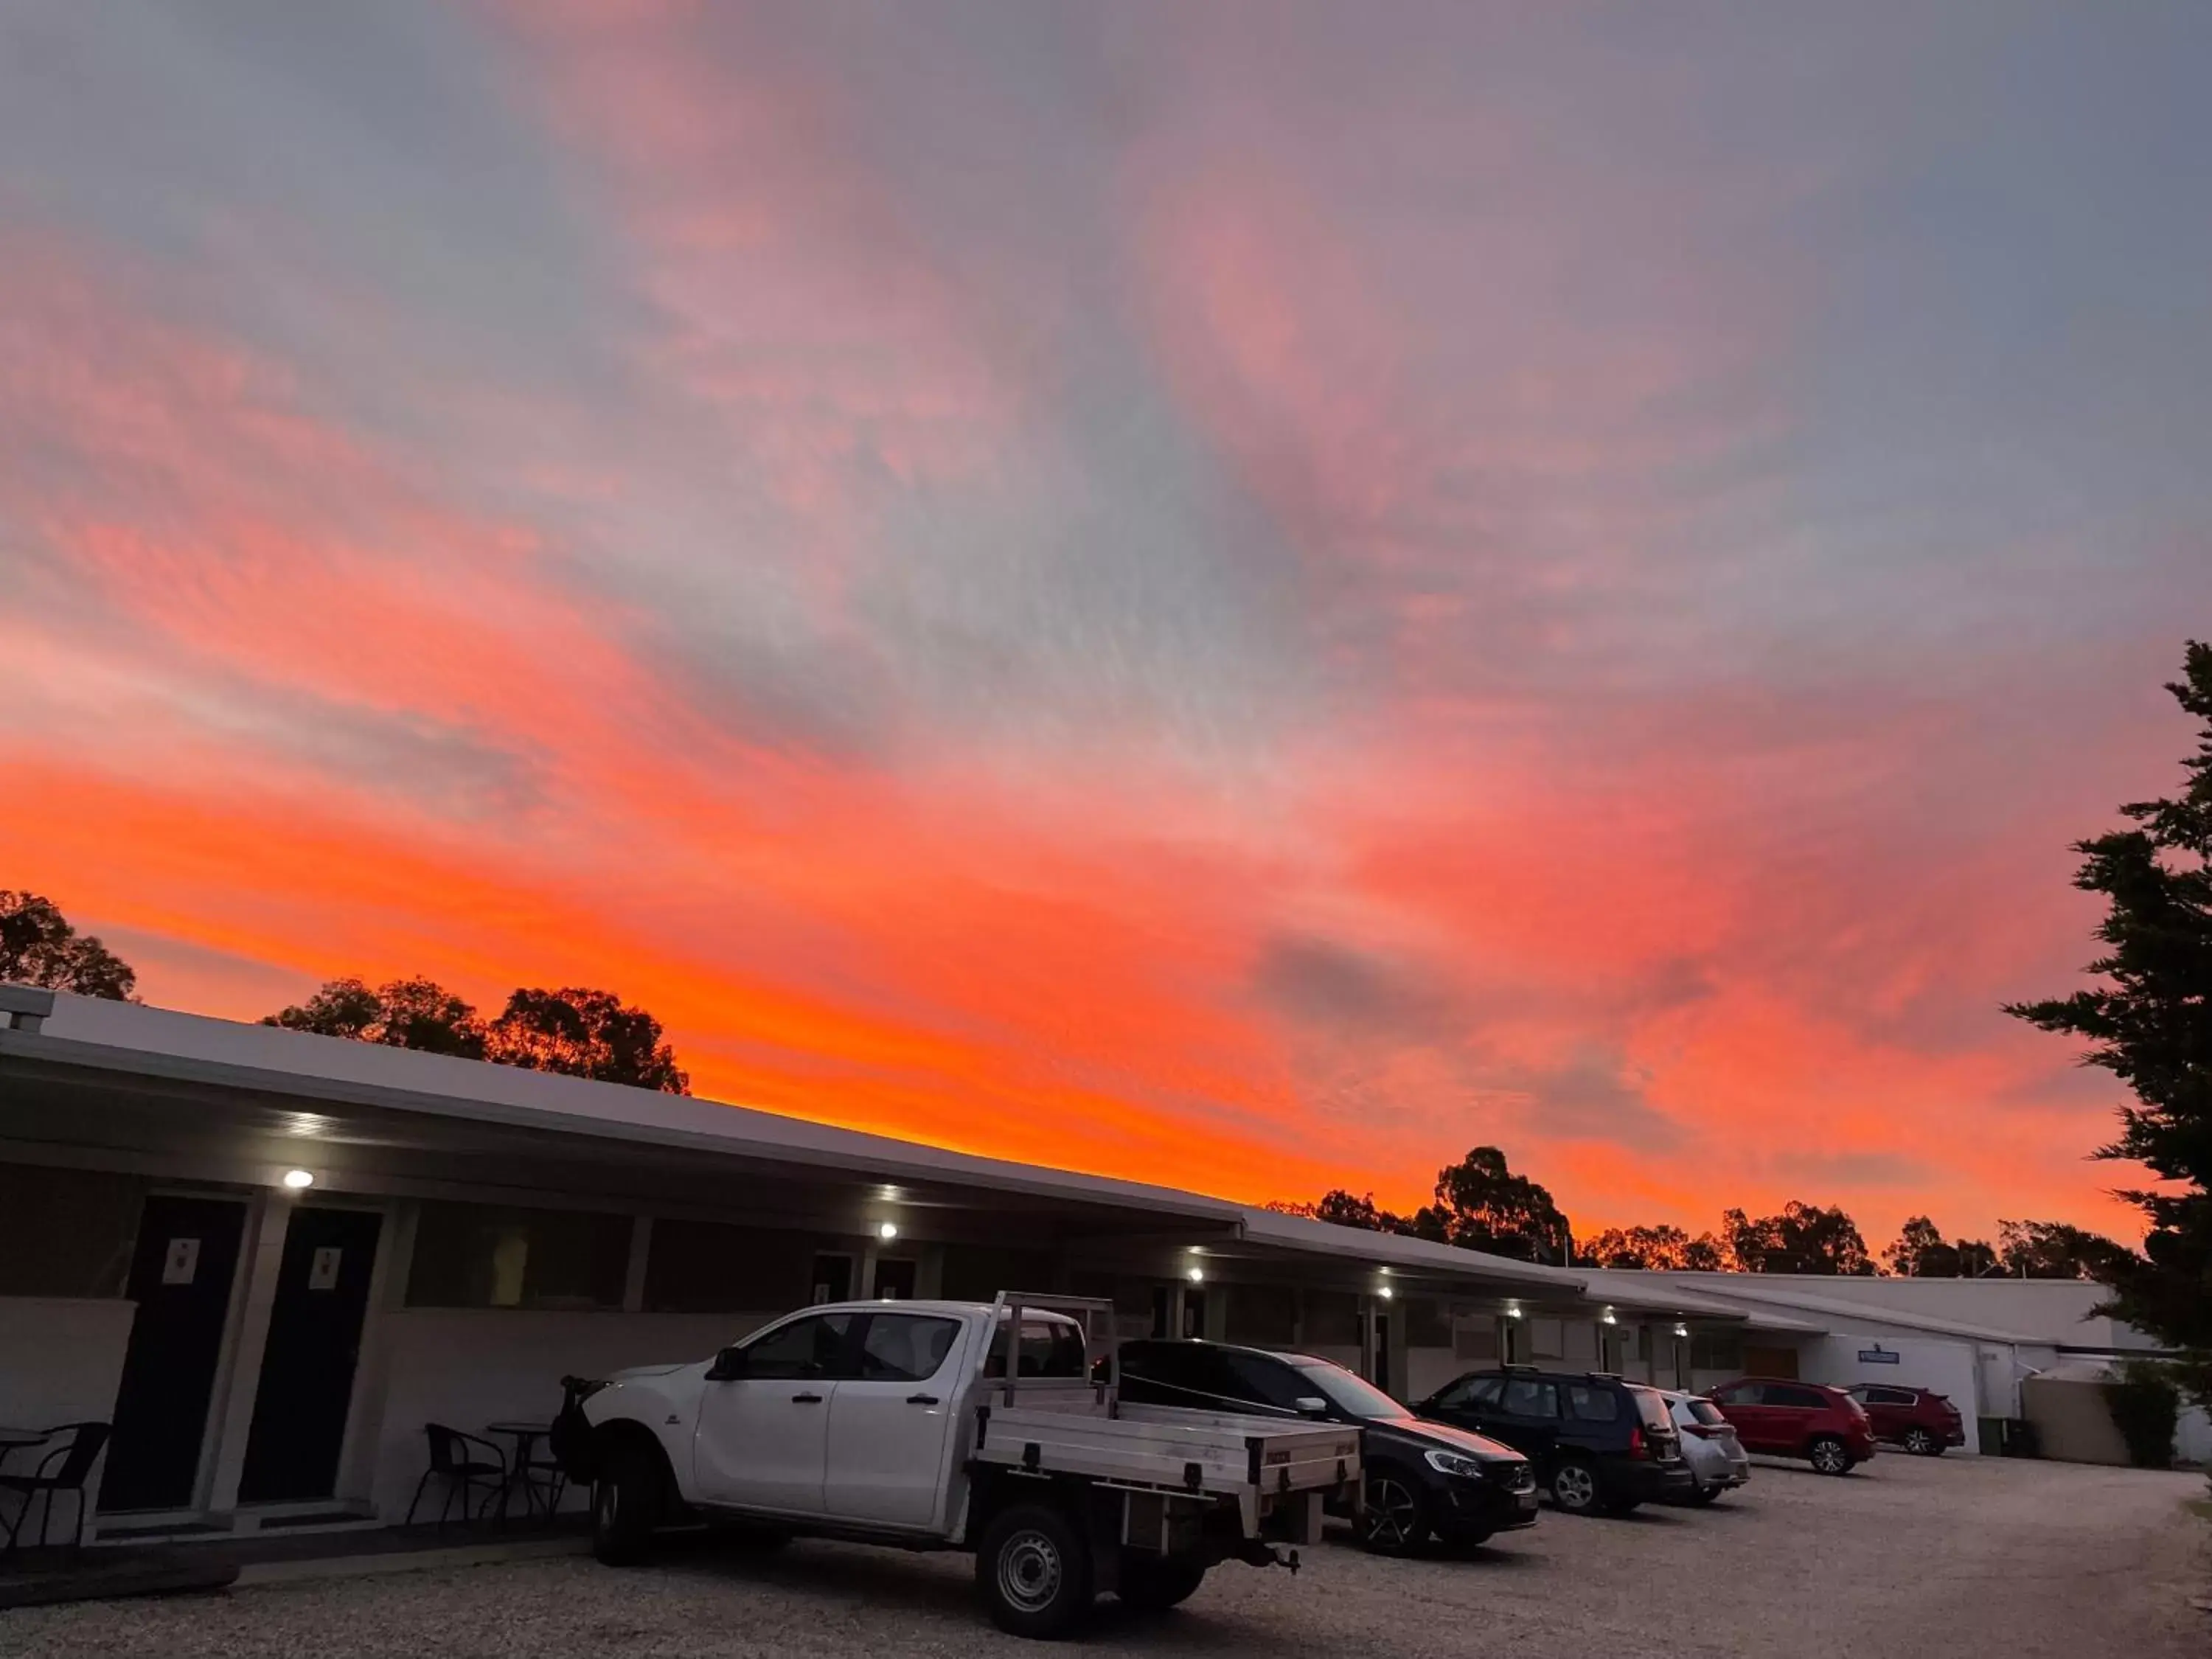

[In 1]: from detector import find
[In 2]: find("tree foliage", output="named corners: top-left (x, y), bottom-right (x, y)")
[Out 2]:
top-left (1271, 1148), bottom-right (1573, 1263)
top-left (1994, 1219), bottom-right (2133, 1281)
top-left (0, 890), bottom-right (137, 1000)
top-left (1722, 1200), bottom-right (1875, 1275)
top-left (1410, 1146), bottom-right (1573, 1264)
top-left (2103, 1361), bottom-right (2180, 1470)
top-left (485, 986), bottom-right (689, 1093)
top-left (2006, 641), bottom-right (2212, 1360)
top-left (1882, 1215), bottom-right (1998, 1278)
top-left (264, 975), bottom-right (488, 1057)
top-left (1579, 1222), bottom-right (1730, 1271)
top-left (265, 977), bottom-right (689, 1093)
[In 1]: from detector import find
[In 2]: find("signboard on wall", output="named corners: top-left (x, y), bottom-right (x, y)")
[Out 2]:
top-left (1857, 1345), bottom-right (1901, 1364)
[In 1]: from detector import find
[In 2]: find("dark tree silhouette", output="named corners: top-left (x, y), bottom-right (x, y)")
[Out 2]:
top-left (1995, 1219), bottom-right (2135, 1281)
top-left (2006, 643), bottom-right (2212, 1371)
top-left (1581, 1222), bottom-right (1731, 1271)
top-left (1267, 1190), bottom-right (1419, 1234)
top-left (485, 986), bottom-right (690, 1094)
top-left (1723, 1201), bottom-right (1875, 1275)
top-left (1269, 1150), bottom-right (1571, 1262)
top-left (264, 975), bottom-right (487, 1058)
top-left (0, 890), bottom-right (137, 1000)
top-left (1882, 1216), bottom-right (1997, 1278)
top-left (1412, 1147), bottom-right (1573, 1265)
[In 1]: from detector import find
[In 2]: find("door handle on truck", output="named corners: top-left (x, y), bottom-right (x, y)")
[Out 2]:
top-left (791, 1392), bottom-right (824, 1404)
top-left (907, 1394), bottom-right (940, 1406)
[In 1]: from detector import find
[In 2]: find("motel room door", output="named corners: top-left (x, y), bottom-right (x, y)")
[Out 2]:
top-left (237, 1207), bottom-right (384, 1503)
top-left (101, 1195), bottom-right (249, 1512)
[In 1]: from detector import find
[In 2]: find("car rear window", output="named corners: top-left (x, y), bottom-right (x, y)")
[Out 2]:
top-left (1686, 1398), bottom-right (1728, 1427)
top-left (1565, 1384), bottom-right (1620, 1422)
top-left (984, 1316), bottom-right (1089, 1379)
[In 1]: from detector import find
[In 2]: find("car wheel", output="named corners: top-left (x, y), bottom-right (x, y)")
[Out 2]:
top-left (1808, 1435), bottom-right (1854, 1476)
top-left (1117, 1554), bottom-right (1207, 1613)
top-left (979, 1503), bottom-right (1095, 1639)
top-left (1902, 1427), bottom-right (1938, 1456)
top-left (590, 1439), bottom-right (666, 1566)
top-left (1357, 1470), bottom-right (1430, 1555)
top-left (1549, 1457), bottom-right (1602, 1515)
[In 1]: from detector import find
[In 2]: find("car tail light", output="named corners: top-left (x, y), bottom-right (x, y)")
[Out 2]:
top-left (1628, 1426), bottom-right (1647, 1460)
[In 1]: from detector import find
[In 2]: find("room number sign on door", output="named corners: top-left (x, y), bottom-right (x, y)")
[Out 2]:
top-left (307, 1246), bottom-right (344, 1291)
top-left (161, 1237), bottom-right (201, 1285)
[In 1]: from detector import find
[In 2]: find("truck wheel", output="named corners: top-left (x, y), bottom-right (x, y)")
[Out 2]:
top-left (1807, 1436), bottom-right (1853, 1476)
top-left (978, 1503), bottom-right (1094, 1639)
top-left (1117, 1554), bottom-right (1206, 1613)
top-left (591, 1439), bottom-right (666, 1565)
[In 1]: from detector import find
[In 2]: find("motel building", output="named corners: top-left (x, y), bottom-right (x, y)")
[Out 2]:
top-left (0, 984), bottom-right (2186, 1545)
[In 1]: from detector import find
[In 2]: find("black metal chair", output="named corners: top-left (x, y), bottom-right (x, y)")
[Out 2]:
top-left (0, 1422), bottom-right (111, 1553)
top-left (403, 1424), bottom-right (507, 1530)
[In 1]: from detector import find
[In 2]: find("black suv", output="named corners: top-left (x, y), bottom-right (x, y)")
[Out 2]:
top-left (1116, 1339), bottom-right (1538, 1555)
top-left (1417, 1368), bottom-right (1693, 1516)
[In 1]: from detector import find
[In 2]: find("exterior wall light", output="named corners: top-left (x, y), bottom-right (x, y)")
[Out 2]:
top-left (1377, 1285), bottom-right (1394, 1301)
top-left (1601, 1309), bottom-right (1618, 1326)
top-left (877, 1221), bottom-right (900, 1242)
top-left (1673, 1322), bottom-right (1690, 1338)
top-left (281, 1169), bottom-right (316, 1190)
top-left (1505, 1304), bottom-right (1524, 1319)
top-left (1186, 1266), bottom-right (1205, 1284)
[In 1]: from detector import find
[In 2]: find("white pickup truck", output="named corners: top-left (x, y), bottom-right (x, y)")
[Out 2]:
top-left (553, 1293), bottom-right (1360, 1637)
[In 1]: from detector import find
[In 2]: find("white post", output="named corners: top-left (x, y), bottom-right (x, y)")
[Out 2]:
top-left (204, 1194), bottom-right (293, 1520)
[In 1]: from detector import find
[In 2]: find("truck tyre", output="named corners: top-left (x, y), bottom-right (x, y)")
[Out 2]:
top-left (591, 1437), bottom-right (666, 1565)
top-left (978, 1502), bottom-right (1094, 1639)
top-left (1807, 1435), bottom-right (1854, 1476)
top-left (1117, 1554), bottom-right (1206, 1613)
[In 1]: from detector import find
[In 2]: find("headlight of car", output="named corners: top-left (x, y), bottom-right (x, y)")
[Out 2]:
top-left (1423, 1448), bottom-right (1491, 1479)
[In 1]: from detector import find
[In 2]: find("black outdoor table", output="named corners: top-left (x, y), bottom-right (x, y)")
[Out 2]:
top-left (483, 1422), bottom-right (557, 1522)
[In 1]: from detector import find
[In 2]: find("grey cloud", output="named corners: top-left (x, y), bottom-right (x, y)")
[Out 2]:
top-left (1251, 933), bottom-right (1454, 1036)
top-left (1766, 1149), bottom-right (1930, 1189)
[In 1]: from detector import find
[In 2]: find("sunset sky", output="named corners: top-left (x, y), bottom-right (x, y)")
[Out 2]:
top-left (4, 1), bottom-right (2209, 1248)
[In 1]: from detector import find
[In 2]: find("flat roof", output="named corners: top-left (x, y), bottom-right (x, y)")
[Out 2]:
top-left (3, 988), bottom-right (1580, 1294)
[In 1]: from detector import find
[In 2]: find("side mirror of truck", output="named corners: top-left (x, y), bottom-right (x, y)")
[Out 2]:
top-left (1295, 1396), bottom-right (1331, 1418)
top-left (706, 1346), bottom-right (749, 1382)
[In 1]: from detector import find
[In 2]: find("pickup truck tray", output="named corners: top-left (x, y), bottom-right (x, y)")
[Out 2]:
top-left (975, 1399), bottom-right (1359, 1524)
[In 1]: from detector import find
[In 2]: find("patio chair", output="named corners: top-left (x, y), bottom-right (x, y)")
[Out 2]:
top-left (403, 1424), bottom-right (507, 1530)
top-left (0, 1422), bottom-right (112, 1553)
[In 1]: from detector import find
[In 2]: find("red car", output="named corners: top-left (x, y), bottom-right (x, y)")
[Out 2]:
top-left (1843, 1383), bottom-right (1965, 1455)
top-left (1705, 1378), bottom-right (1878, 1475)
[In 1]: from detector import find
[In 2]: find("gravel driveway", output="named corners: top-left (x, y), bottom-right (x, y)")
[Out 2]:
top-left (10, 1455), bottom-right (2207, 1659)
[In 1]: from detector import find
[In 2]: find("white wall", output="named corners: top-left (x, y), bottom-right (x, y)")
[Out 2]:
top-left (366, 1309), bottom-right (777, 1519)
top-left (1800, 1332), bottom-right (1983, 1454)
top-left (0, 1297), bottom-right (136, 1431)
top-left (1405, 1347), bottom-right (1459, 1403)
top-left (2177, 1403), bottom-right (2211, 1467)
top-left (0, 1297), bottom-right (135, 1528)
